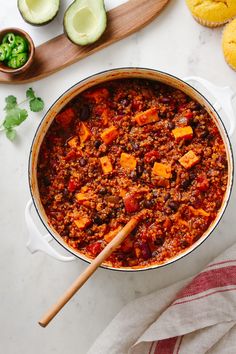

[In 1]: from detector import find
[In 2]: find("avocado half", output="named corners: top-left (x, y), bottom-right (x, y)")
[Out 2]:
top-left (18, 0), bottom-right (60, 26)
top-left (64, 0), bottom-right (107, 46)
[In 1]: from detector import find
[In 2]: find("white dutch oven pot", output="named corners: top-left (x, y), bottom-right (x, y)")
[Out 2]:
top-left (26, 68), bottom-right (235, 270)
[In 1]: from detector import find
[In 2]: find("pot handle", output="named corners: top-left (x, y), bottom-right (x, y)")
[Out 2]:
top-left (25, 200), bottom-right (76, 262)
top-left (184, 76), bottom-right (236, 137)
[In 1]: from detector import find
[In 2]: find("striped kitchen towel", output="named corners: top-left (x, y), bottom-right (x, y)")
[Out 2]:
top-left (88, 243), bottom-right (236, 354)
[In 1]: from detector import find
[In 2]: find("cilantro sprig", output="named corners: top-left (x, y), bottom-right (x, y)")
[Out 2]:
top-left (0, 88), bottom-right (44, 141)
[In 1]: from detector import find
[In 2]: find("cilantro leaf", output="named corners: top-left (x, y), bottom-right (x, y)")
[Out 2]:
top-left (6, 129), bottom-right (16, 141)
top-left (3, 108), bottom-right (28, 129)
top-left (4, 95), bottom-right (17, 111)
top-left (1, 87), bottom-right (44, 142)
top-left (26, 88), bottom-right (35, 100)
top-left (29, 97), bottom-right (44, 112)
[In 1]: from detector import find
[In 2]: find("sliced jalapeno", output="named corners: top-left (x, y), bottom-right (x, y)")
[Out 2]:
top-left (2, 32), bottom-right (16, 47)
top-left (15, 52), bottom-right (28, 67)
top-left (0, 45), bottom-right (6, 61)
top-left (12, 36), bottom-right (28, 56)
top-left (8, 56), bottom-right (18, 68)
top-left (1, 43), bottom-right (12, 60)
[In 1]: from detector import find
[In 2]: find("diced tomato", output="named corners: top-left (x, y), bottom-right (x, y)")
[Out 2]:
top-left (196, 173), bottom-right (209, 192)
top-left (139, 241), bottom-right (152, 260)
top-left (210, 126), bottom-right (219, 136)
top-left (121, 237), bottom-right (134, 253)
top-left (184, 110), bottom-right (193, 119)
top-left (56, 108), bottom-right (75, 128)
top-left (68, 178), bottom-right (77, 192)
top-left (123, 193), bottom-right (139, 213)
top-left (84, 88), bottom-right (109, 103)
top-left (87, 242), bottom-right (102, 256)
top-left (64, 150), bottom-right (77, 161)
top-left (144, 150), bottom-right (160, 163)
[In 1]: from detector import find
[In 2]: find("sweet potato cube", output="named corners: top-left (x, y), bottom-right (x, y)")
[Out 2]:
top-left (179, 150), bottom-right (200, 169)
top-left (104, 226), bottom-right (122, 243)
top-left (134, 107), bottom-right (158, 126)
top-left (67, 136), bottom-right (78, 148)
top-left (101, 126), bottom-right (118, 144)
top-left (80, 123), bottom-right (91, 144)
top-left (172, 126), bottom-right (193, 141)
top-left (100, 156), bottom-right (113, 174)
top-left (189, 206), bottom-right (210, 217)
top-left (152, 162), bottom-right (172, 179)
top-left (75, 193), bottom-right (89, 202)
top-left (120, 153), bottom-right (137, 171)
top-left (74, 217), bottom-right (90, 230)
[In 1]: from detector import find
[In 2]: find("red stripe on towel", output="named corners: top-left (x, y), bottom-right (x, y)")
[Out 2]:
top-left (176, 336), bottom-right (183, 354)
top-left (175, 265), bottom-right (236, 300)
top-left (148, 341), bottom-right (154, 354)
top-left (173, 287), bottom-right (236, 306)
top-left (154, 337), bottom-right (178, 354)
top-left (206, 259), bottom-right (236, 269)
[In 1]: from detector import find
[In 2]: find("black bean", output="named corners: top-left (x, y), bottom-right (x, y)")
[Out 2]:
top-left (43, 176), bottom-right (51, 186)
top-left (94, 140), bottom-right (102, 149)
top-left (144, 199), bottom-right (155, 208)
top-left (181, 179), bottom-right (191, 189)
top-left (160, 97), bottom-right (170, 103)
top-left (164, 193), bottom-right (171, 201)
top-left (102, 213), bottom-right (111, 223)
top-left (154, 237), bottom-right (164, 246)
top-left (168, 200), bottom-right (180, 212)
top-left (191, 118), bottom-right (199, 128)
top-left (99, 187), bottom-right (107, 195)
top-left (189, 171), bottom-right (196, 181)
top-left (79, 158), bottom-right (87, 167)
top-left (93, 215), bottom-right (103, 225)
top-left (171, 170), bottom-right (177, 181)
top-left (168, 121), bottom-right (175, 130)
top-left (215, 200), bottom-right (222, 210)
top-left (63, 188), bottom-right (69, 197)
top-left (152, 190), bottom-right (159, 197)
top-left (131, 142), bottom-right (139, 151)
top-left (200, 130), bottom-right (209, 139)
top-left (180, 240), bottom-right (189, 249)
top-left (159, 111), bottom-right (166, 119)
top-left (130, 170), bottom-right (137, 180)
top-left (79, 104), bottom-right (90, 121)
top-left (120, 98), bottom-right (129, 107)
top-left (136, 163), bottom-right (144, 177)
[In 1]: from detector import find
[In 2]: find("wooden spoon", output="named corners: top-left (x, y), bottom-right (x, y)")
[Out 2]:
top-left (38, 215), bottom-right (140, 327)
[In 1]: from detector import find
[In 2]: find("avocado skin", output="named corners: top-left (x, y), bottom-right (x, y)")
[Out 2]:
top-left (63, 0), bottom-right (107, 46)
top-left (17, 0), bottom-right (60, 26)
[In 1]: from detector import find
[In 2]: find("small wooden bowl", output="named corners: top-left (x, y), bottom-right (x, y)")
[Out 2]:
top-left (0, 27), bottom-right (35, 75)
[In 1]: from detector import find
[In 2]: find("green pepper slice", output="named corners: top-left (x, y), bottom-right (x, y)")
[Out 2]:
top-left (12, 36), bottom-right (28, 56)
top-left (7, 56), bottom-right (18, 69)
top-left (2, 32), bottom-right (16, 47)
top-left (0, 45), bottom-right (6, 61)
top-left (0, 43), bottom-right (12, 60)
top-left (15, 52), bottom-right (28, 67)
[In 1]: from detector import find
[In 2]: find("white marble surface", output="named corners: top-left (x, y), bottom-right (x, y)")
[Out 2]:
top-left (0, 1), bottom-right (236, 353)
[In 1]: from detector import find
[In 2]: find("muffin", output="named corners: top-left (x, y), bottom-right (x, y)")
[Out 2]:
top-left (186, 0), bottom-right (236, 27)
top-left (222, 18), bottom-right (236, 70)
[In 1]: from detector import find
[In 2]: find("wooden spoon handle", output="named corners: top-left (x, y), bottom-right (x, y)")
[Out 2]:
top-left (38, 216), bottom-right (139, 327)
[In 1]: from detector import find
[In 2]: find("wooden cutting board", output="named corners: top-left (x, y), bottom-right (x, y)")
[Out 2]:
top-left (0, 0), bottom-right (169, 84)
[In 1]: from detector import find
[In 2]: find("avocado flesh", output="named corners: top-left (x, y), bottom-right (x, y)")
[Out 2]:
top-left (18, 0), bottom-right (60, 25)
top-left (64, 0), bottom-right (107, 46)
